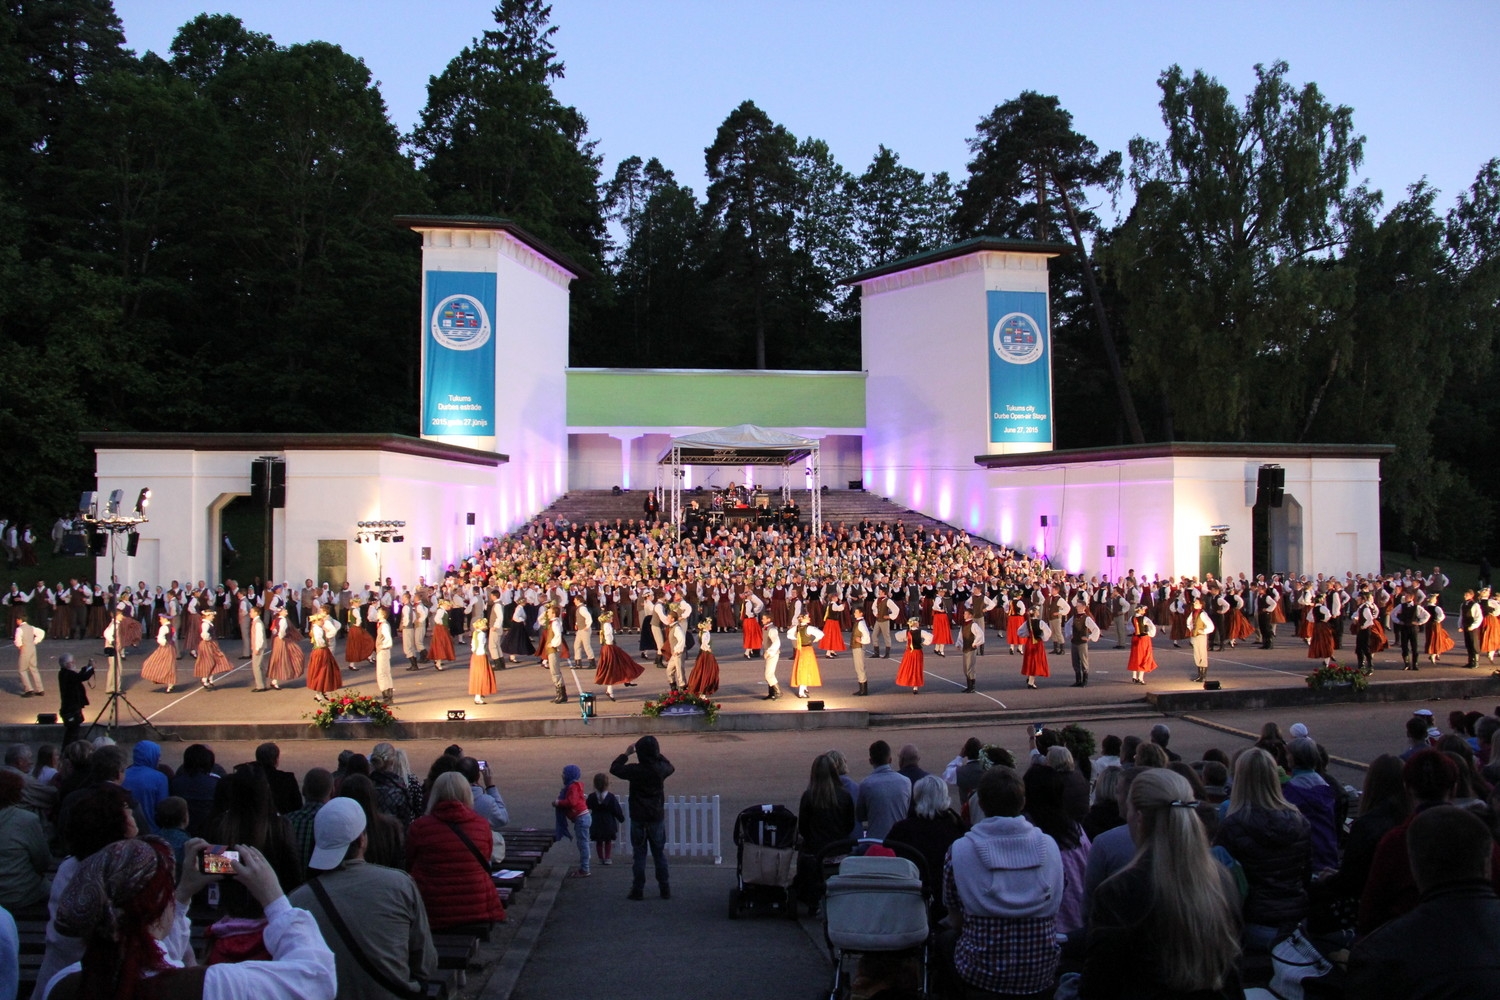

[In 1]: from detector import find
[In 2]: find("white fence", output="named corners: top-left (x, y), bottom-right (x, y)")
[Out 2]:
top-left (617, 794), bottom-right (722, 864)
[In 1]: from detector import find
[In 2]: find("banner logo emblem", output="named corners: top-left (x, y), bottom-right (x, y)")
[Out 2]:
top-left (992, 312), bottom-right (1043, 365)
top-left (431, 294), bottom-right (492, 351)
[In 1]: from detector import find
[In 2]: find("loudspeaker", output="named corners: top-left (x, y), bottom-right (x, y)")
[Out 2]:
top-left (420, 547), bottom-right (432, 560)
top-left (126, 531), bottom-right (140, 556)
top-left (1106, 545), bottom-right (1116, 558)
top-left (807, 700), bottom-right (825, 711)
top-left (268, 461), bottom-right (286, 508)
top-left (847, 480), bottom-right (863, 491)
top-left (35, 714), bottom-right (57, 725)
top-left (250, 461), bottom-right (267, 504)
top-left (466, 512), bottom-right (476, 526)
top-left (1203, 680), bottom-right (1221, 690)
top-left (1040, 515), bottom-right (1049, 527)
top-left (1257, 466), bottom-right (1285, 508)
top-left (89, 531), bottom-right (109, 557)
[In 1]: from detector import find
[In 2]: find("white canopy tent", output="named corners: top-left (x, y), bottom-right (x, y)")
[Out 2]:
top-left (657, 423), bottom-right (821, 530)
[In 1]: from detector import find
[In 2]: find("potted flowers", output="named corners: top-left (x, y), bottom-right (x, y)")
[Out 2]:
top-left (306, 690), bottom-right (399, 729)
top-left (1304, 661), bottom-right (1370, 693)
top-left (640, 689), bottom-right (720, 725)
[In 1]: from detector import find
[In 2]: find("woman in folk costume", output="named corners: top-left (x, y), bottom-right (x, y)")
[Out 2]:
top-left (343, 597), bottom-right (374, 669)
top-left (193, 610), bottom-right (234, 689)
top-left (469, 618), bottom-right (496, 705)
top-left (713, 579), bottom-right (736, 632)
top-left (1480, 588), bottom-right (1500, 665)
top-left (819, 594), bottom-right (847, 658)
top-left (428, 598), bottom-right (457, 670)
top-left (140, 612), bottom-right (178, 693)
top-left (686, 619), bottom-right (720, 696)
top-left (1126, 604), bottom-right (1159, 685)
top-left (1227, 589), bottom-right (1257, 647)
top-left (769, 581), bottom-right (791, 631)
top-left (305, 611), bottom-right (342, 699)
top-left (739, 587), bottom-right (764, 658)
top-left (1019, 610), bottom-right (1052, 689)
top-left (1294, 584), bottom-right (1315, 643)
top-left (895, 617), bottom-right (931, 694)
top-left (593, 611), bottom-right (644, 701)
top-left (1168, 590), bottom-right (1189, 648)
top-left (85, 587), bottom-right (109, 640)
top-left (116, 600), bottom-right (143, 647)
top-left (1422, 593), bottom-right (1454, 664)
top-left (185, 590), bottom-right (205, 659)
top-left (501, 594), bottom-right (535, 663)
top-left (789, 613), bottom-right (824, 699)
top-left (270, 606), bottom-right (307, 688)
top-left (1005, 592), bottom-right (1027, 653)
top-left (929, 588), bottom-right (953, 656)
top-left (1307, 601), bottom-right (1336, 665)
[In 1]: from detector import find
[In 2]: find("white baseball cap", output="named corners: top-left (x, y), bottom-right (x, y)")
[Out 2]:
top-left (308, 798), bottom-right (366, 870)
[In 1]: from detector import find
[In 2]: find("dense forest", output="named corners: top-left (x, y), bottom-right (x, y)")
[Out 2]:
top-left (1, 1), bottom-right (1496, 559)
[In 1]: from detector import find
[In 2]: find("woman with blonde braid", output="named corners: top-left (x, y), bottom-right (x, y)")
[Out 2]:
top-left (592, 611), bottom-right (644, 701)
top-left (1079, 768), bottom-right (1243, 999)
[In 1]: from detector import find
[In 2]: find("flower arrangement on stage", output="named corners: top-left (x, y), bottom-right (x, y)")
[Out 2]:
top-left (640, 689), bottom-right (720, 725)
top-left (306, 691), bottom-right (399, 729)
top-left (1305, 661), bottom-right (1370, 693)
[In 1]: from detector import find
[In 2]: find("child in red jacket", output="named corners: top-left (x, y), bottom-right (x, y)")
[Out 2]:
top-left (554, 763), bottom-right (592, 877)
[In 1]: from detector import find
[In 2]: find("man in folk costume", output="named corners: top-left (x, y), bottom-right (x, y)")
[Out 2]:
top-left (247, 605), bottom-right (269, 692)
top-left (1459, 588), bottom-right (1482, 669)
top-left (12, 617), bottom-right (45, 697)
top-left (1391, 592), bottom-right (1430, 672)
top-left (871, 589), bottom-right (899, 659)
top-left (571, 594), bottom-right (594, 667)
top-left (400, 590), bottom-right (420, 671)
top-left (1064, 601), bottom-right (1101, 688)
top-left (488, 590), bottom-right (506, 663)
top-left (543, 606), bottom-right (570, 704)
top-left (373, 606), bottom-right (395, 703)
top-left (1255, 586), bottom-right (1277, 649)
top-left (759, 612), bottom-right (782, 700)
top-left (1188, 597), bottom-right (1215, 683)
top-left (1352, 590), bottom-right (1381, 674)
top-left (958, 610), bottom-right (985, 694)
top-left (849, 606), bottom-right (873, 696)
top-left (661, 612), bottom-right (687, 692)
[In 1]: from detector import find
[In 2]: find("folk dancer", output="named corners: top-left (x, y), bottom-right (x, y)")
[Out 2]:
top-left (373, 606), bottom-right (395, 702)
top-left (305, 611), bottom-right (342, 700)
top-left (571, 595), bottom-right (595, 668)
top-left (958, 610), bottom-right (985, 694)
top-left (247, 606), bottom-right (269, 692)
top-left (789, 613), bottom-right (824, 699)
top-left (194, 611), bottom-right (234, 689)
top-left (1458, 589), bottom-right (1482, 668)
top-left (895, 617), bottom-right (931, 694)
top-left (469, 618), bottom-right (495, 706)
top-left (140, 613), bottom-right (177, 693)
top-left (12, 617), bottom-right (45, 697)
top-left (541, 606), bottom-right (570, 704)
top-left (593, 612), bottom-right (644, 701)
top-left (1019, 611), bottom-right (1051, 690)
top-left (850, 607), bottom-right (872, 696)
top-left (267, 608), bottom-right (306, 690)
top-left (1391, 593), bottom-right (1430, 671)
top-left (1064, 603), bottom-right (1100, 687)
top-left (429, 600), bottom-right (456, 671)
top-left (686, 619), bottom-right (720, 696)
top-left (871, 591), bottom-right (899, 658)
top-left (1423, 594), bottom-right (1454, 665)
top-left (1188, 598), bottom-right (1215, 683)
top-left (760, 613), bottom-right (783, 700)
top-left (740, 589), bottom-right (764, 658)
top-left (1125, 604), bottom-right (1156, 685)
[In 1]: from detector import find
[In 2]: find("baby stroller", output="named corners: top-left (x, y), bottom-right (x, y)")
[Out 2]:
top-left (727, 803), bottom-right (799, 919)
top-left (819, 839), bottom-right (932, 1000)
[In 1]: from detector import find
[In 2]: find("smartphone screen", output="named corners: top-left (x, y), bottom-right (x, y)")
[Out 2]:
top-left (478, 760), bottom-right (488, 771)
top-left (201, 846), bottom-right (239, 875)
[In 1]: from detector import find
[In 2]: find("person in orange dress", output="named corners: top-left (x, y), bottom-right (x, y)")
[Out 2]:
top-left (739, 590), bottom-right (764, 658)
top-left (1422, 594), bottom-right (1454, 665)
top-left (305, 611), bottom-right (342, 700)
top-left (895, 617), bottom-right (931, 694)
top-left (1004, 595), bottom-right (1026, 653)
top-left (592, 612), bottom-right (644, 701)
top-left (789, 614), bottom-right (823, 699)
top-left (1125, 605), bottom-right (1158, 685)
top-left (428, 599), bottom-right (456, 670)
top-left (469, 619), bottom-right (496, 705)
top-left (1019, 611), bottom-right (1051, 690)
top-left (1480, 588), bottom-right (1500, 670)
top-left (686, 620), bottom-right (720, 696)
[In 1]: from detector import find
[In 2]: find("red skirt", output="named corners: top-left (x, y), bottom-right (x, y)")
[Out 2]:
top-left (686, 650), bottom-right (720, 696)
top-left (595, 644), bottom-right (646, 685)
top-left (119, 617), bottom-right (144, 647)
top-left (790, 647), bottom-right (821, 688)
top-left (1480, 617), bottom-right (1500, 653)
top-left (345, 625), bottom-right (375, 664)
top-left (1229, 611), bottom-right (1256, 641)
top-left (715, 598), bottom-right (736, 630)
top-left (1126, 635), bottom-right (1158, 674)
top-left (1295, 614), bottom-right (1312, 639)
top-left (895, 648), bottom-right (924, 687)
top-left (741, 617), bottom-right (763, 649)
top-left (307, 648), bottom-right (342, 693)
top-left (1021, 640), bottom-right (1050, 678)
top-left (931, 612), bottom-right (953, 645)
top-left (141, 645), bottom-right (176, 687)
top-left (269, 636), bottom-right (306, 681)
top-left (1425, 621), bottom-right (1455, 656)
top-left (1270, 599), bottom-right (1286, 624)
top-left (819, 621), bottom-right (847, 652)
top-left (1308, 623), bottom-right (1335, 659)
top-left (1368, 622), bottom-right (1390, 653)
top-left (194, 639), bottom-right (233, 679)
top-left (468, 652), bottom-right (496, 696)
top-left (1169, 613), bottom-right (1189, 642)
top-left (770, 599), bottom-right (790, 631)
top-left (429, 624), bottom-right (456, 661)
top-left (1005, 615), bottom-right (1025, 644)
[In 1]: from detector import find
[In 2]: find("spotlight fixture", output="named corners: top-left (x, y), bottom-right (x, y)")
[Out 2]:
top-left (447, 709), bottom-right (467, 721)
top-left (134, 488), bottom-right (151, 515)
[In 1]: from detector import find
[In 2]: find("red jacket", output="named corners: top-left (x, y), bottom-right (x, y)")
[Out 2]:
top-left (406, 800), bottom-right (506, 930)
top-left (555, 780), bottom-right (587, 820)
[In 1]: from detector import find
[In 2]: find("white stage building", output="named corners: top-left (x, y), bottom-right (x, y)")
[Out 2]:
top-left (86, 222), bottom-right (1390, 586)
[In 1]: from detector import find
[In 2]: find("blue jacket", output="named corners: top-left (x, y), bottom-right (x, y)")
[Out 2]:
top-left (122, 740), bottom-right (169, 833)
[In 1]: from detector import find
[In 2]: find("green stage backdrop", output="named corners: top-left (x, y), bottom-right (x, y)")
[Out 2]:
top-left (565, 369), bottom-right (866, 428)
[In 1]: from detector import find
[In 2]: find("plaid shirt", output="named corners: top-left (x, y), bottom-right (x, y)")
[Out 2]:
top-left (943, 857), bottom-right (1059, 994)
top-left (285, 800), bottom-right (324, 875)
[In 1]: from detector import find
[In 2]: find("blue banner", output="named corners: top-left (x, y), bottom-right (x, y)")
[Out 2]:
top-left (423, 271), bottom-right (496, 436)
top-left (987, 290), bottom-right (1052, 445)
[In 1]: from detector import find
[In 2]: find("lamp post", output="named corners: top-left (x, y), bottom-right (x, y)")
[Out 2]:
top-left (355, 520), bottom-right (406, 584)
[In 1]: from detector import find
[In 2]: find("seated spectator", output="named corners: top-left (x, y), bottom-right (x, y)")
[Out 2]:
top-left (406, 772), bottom-right (506, 932)
top-left (1323, 754), bottom-right (1409, 907)
top-left (1120, 735), bottom-right (1142, 766)
top-left (1282, 738), bottom-right (1340, 872)
top-left (1199, 760), bottom-right (1231, 805)
top-left (1024, 762), bottom-right (1090, 936)
top-left (56, 745), bottom-right (147, 838)
top-left (0, 770), bottom-right (50, 916)
top-left (1079, 768), bottom-right (1243, 999)
top-left (1398, 716), bottom-right (1432, 761)
top-left (1093, 735), bottom-right (1122, 773)
top-left (857, 740), bottom-right (912, 840)
top-left (285, 768), bottom-right (333, 878)
top-left (1358, 748), bottom-right (1500, 936)
top-left (941, 766), bottom-right (1061, 998)
top-left (1133, 743), bottom-right (1169, 770)
top-left (337, 774), bottom-right (405, 869)
top-left (32, 744), bottom-right (57, 786)
top-left (253, 742), bottom-right (303, 817)
top-left (50, 741), bottom-right (93, 806)
top-left (167, 743), bottom-right (221, 836)
top-left (1149, 723), bottom-right (1182, 763)
top-left (43, 838), bottom-right (334, 999)
top-left (121, 740), bottom-right (168, 834)
top-left (2, 744), bottom-right (58, 822)
top-left (154, 796), bottom-right (191, 874)
top-left (1214, 747), bottom-right (1311, 953)
top-left (1346, 805), bottom-right (1500, 997)
top-left (825, 748), bottom-right (862, 837)
top-left (1082, 766), bottom-right (1125, 841)
top-left (203, 769), bottom-right (303, 897)
top-left (369, 742), bottom-right (412, 828)
top-left (897, 743), bottom-right (928, 784)
top-left (888, 774), bottom-right (966, 918)
top-left (1254, 722), bottom-right (1289, 770)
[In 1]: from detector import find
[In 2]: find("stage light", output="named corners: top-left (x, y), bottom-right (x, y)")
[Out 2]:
top-left (447, 709), bottom-right (467, 721)
top-left (391, 535), bottom-right (404, 543)
top-left (134, 488), bottom-right (151, 515)
top-left (78, 491), bottom-right (97, 514)
top-left (106, 489), bottom-right (124, 516)
top-left (612, 485), bottom-right (622, 495)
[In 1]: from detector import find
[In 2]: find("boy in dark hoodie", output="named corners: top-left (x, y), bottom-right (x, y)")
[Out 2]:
top-left (610, 735), bottom-right (675, 900)
top-left (121, 740), bottom-right (168, 833)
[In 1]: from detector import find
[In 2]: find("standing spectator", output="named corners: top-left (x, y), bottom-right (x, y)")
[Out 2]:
top-left (1148, 724), bottom-right (1182, 763)
top-left (1215, 748), bottom-right (1312, 952)
top-left (285, 768), bottom-right (333, 878)
top-left (406, 772), bottom-right (506, 932)
top-left (586, 773), bottom-right (624, 868)
top-left (254, 742), bottom-right (303, 817)
top-left (857, 740), bottom-right (912, 840)
top-left (289, 799), bottom-right (436, 999)
top-left (941, 766), bottom-right (1062, 998)
top-left (121, 741), bottom-right (169, 834)
top-left (611, 736), bottom-right (675, 901)
top-left (1079, 768), bottom-right (1243, 999)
